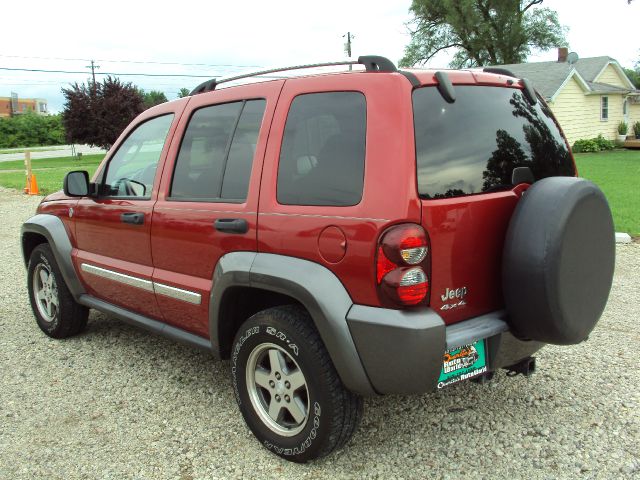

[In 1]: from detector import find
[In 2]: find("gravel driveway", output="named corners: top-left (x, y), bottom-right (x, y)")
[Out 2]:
top-left (0, 186), bottom-right (638, 479)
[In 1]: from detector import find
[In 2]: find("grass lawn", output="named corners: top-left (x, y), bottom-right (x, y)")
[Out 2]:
top-left (0, 149), bottom-right (637, 235)
top-left (574, 149), bottom-right (640, 236)
top-left (0, 154), bottom-right (104, 194)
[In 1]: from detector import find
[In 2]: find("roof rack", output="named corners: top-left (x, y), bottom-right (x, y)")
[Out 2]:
top-left (483, 67), bottom-right (517, 77)
top-left (190, 55), bottom-right (397, 95)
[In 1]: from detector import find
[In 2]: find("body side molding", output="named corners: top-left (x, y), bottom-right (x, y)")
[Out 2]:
top-left (21, 214), bottom-right (85, 300)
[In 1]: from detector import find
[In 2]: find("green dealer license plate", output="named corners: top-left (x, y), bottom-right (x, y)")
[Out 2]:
top-left (437, 340), bottom-right (487, 389)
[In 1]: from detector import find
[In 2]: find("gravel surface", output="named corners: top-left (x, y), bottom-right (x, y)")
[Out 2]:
top-left (1, 186), bottom-right (638, 479)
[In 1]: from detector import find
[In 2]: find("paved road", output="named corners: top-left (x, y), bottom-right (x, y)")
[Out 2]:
top-left (0, 145), bottom-right (106, 162)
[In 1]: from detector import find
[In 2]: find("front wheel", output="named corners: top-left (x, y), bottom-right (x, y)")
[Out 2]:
top-left (27, 243), bottom-right (88, 338)
top-left (231, 305), bottom-right (363, 462)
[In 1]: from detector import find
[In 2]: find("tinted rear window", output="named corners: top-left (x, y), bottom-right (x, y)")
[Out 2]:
top-left (413, 86), bottom-right (574, 199)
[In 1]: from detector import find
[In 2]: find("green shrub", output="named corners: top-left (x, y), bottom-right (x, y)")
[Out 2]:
top-left (572, 138), bottom-right (600, 153)
top-left (594, 134), bottom-right (616, 151)
top-left (0, 112), bottom-right (66, 148)
top-left (572, 135), bottom-right (616, 153)
top-left (617, 121), bottom-right (628, 135)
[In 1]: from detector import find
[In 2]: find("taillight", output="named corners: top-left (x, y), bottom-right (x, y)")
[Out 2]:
top-left (376, 224), bottom-right (430, 307)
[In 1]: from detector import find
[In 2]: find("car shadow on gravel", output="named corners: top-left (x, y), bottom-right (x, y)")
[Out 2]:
top-left (80, 311), bottom-right (233, 392)
top-left (78, 310), bottom-right (547, 466)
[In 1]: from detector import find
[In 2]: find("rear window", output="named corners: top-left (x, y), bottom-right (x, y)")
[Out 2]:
top-left (413, 85), bottom-right (574, 199)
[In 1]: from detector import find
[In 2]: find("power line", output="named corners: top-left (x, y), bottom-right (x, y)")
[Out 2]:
top-left (0, 67), bottom-right (221, 78)
top-left (0, 53), bottom-right (262, 69)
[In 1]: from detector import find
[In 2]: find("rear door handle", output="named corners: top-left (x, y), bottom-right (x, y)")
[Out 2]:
top-left (214, 218), bottom-right (248, 234)
top-left (120, 212), bottom-right (145, 225)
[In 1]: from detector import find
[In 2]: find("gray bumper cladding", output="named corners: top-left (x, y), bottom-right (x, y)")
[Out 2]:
top-left (346, 305), bottom-right (445, 394)
top-left (347, 307), bottom-right (537, 395)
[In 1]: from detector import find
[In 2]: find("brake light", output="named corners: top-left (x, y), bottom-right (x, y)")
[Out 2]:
top-left (376, 224), bottom-right (430, 307)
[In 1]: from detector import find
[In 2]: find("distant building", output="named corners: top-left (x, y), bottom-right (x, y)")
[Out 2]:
top-left (497, 49), bottom-right (640, 145)
top-left (0, 96), bottom-right (48, 117)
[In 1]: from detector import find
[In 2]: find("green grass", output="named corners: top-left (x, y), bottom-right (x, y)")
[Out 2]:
top-left (0, 154), bottom-right (104, 194)
top-left (0, 149), bottom-right (637, 235)
top-left (574, 149), bottom-right (640, 236)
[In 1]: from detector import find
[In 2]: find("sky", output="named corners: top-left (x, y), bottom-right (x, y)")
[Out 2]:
top-left (1, 0), bottom-right (638, 113)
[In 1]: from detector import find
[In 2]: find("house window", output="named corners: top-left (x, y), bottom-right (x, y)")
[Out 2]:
top-left (601, 96), bottom-right (609, 121)
top-left (623, 99), bottom-right (628, 116)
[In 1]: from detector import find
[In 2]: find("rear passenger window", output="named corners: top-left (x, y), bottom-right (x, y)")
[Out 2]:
top-left (170, 99), bottom-right (266, 201)
top-left (277, 92), bottom-right (366, 206)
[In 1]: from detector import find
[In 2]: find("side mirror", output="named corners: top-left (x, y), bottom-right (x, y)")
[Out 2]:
top-left (63, 170), bottom-right (90, 197)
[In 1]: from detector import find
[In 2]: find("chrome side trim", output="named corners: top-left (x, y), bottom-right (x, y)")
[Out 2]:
top-left (80, 263), bottom-right (202, 304)
top-left (80, 263), bottom-right (154, 292)
top-left (154, 282), bottom-right (201, 305)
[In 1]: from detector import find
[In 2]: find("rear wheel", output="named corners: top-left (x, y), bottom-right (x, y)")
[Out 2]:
top-left (231, 305), bottom-right (363, 462)
top-left (27, 244), bottom-right (88, 338)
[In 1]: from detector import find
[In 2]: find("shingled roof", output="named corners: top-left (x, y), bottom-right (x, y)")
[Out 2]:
top-left (497, 56), bottom-right (637, 100)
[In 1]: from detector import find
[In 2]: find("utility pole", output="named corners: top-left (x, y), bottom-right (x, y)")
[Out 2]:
top-left (85, 59), bottom-right (100, 94)
top-left (343, 32), bottom-right (354, 70)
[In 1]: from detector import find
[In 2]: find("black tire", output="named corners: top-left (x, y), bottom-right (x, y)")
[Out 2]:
top-left (231, 305), bottom-right (363, 462)
top-left (503, 177), bottom-right (615, 345)
top-left (27, 243), bottom-right (88, 339)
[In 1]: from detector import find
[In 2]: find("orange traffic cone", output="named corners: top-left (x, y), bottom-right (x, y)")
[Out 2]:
top-left (28, 174), bottom-right (39, 195)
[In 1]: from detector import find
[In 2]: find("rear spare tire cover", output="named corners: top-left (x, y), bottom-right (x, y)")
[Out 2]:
top-left (503, 177), bottom-right (615, 345)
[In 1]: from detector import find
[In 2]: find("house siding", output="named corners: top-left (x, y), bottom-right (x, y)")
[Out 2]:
top-left (595, 65), bottom-right (628, 88)
top-left (549, 77), bottom-right (625, 145)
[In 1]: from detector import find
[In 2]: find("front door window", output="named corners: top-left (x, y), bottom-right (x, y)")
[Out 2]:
top-left (103, 114), bottom-right (174, 198)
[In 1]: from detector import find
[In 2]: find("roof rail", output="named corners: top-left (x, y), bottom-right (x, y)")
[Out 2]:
top-left (190, 55), bottom-right (397, 95)
top-left (483, 67), bottom-right (517, 78)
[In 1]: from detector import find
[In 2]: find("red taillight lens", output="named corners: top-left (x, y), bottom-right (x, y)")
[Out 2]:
top-left (376, 224), bottom-right (430, 307)
top-left (397, 283), bottom-right (428, 305)
top-left (376, 246), bottom-right (396, 283)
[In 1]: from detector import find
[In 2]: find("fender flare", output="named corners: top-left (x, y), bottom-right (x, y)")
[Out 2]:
top-left (210, 252), bottom-right (375, 396)
top-left (21, 214), bottom-right (85, 301)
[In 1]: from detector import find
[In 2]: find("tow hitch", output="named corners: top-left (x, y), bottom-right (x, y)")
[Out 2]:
top-left (504, 356), bottom-right (536, 377)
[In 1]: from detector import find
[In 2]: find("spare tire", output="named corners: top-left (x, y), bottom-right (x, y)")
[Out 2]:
top-left (503, 177), bottom-right (615, 345)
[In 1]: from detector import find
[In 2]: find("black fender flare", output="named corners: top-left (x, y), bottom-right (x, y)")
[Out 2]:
top-left (21, 214), bottom-right (85, 301)
top-left (210, 252), bottom-right (375, 396)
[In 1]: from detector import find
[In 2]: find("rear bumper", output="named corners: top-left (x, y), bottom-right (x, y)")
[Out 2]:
top-left (346, 305), bottom-right (543, 395)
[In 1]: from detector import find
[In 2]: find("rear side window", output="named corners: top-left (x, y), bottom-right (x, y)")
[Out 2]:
top-left (277, 92), bottom-right (366, 206)
top-left (170, 99), bottom-right (266, 201)
top-left (413, 86), bottom-right (574, 199)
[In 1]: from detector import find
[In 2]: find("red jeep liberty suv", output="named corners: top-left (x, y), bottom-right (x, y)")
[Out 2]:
top-left (22, 56), bottom-right (615, 462)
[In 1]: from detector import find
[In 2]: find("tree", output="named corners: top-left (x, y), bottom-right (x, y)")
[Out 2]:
top-left (400, 0), bottom-right (568, 68)
top-left (624, 67), bottom-right (639, 89)
top-left (62, 76), bottom-right (144, 150)
top-left (177, 88), bottom-right (191, 98)
top-left (0, 112), bottom-right (65, 148)
top-left (140, 89), bottom-right (169, 108)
